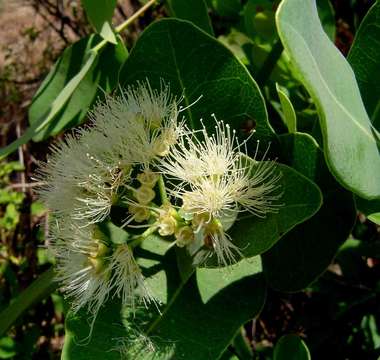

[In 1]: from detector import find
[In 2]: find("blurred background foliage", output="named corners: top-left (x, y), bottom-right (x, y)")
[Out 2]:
top-left (0, 0), bottom-right (378, 359)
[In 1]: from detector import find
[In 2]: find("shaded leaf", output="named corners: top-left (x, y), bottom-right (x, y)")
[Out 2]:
top-left (167, 0), bottom-right (214, 35)
top-left (63, 235), bottom-right (266, 359)
top-left (120, 18), bottom-right (274, 141)
top-left (274, 334), bottom-right (311, 360)
top-left (348, 1), bottom-right (380, 125)
top-left (263, 133), bottom-right (356, 291)
top-left (231, 162), bottom-right (322, 257)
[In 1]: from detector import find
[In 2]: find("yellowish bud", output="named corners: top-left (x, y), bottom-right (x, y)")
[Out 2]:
top-left (137, 169), bottom-right (159, 187)
top-left (158, 215), bottom-right (177, 236)
top-left (128, 204), bottom-right (151, 223)
top-left (134, 185), bottom-right (156, 205)
top-left (175, 226), bottom-right (194, 247)
top-left (152, 136), bottom-right (170, 157)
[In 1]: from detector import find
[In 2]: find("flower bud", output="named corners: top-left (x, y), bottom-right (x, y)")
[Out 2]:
top-left (134, 185), bottom-right (156, 205)
top-left (158, 215), bottom-right (177, 236)
top-left (137, 169), bottom-right (159, 187)
top-left (128, 204), bottom-right (151, 223)
top-left (175, 226), bottom-right (194, 247)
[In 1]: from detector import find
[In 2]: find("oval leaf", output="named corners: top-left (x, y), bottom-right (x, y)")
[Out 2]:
top-left (276, 0), bottom-right (380, 199)
top-left (263, 133), bottom-right (356, 291)
top-left (62, 236), bottom-right (266, 359)
top-left (120, 18), bottom-right (274, 140)
top-left (230, 162), bottom-right (322, 257)
top-left (274, 334), bottom-right (311, 360)
top-left (167, 0), bottom-right (214, 35)
top-left (348, 1), bottom-right (380, 125)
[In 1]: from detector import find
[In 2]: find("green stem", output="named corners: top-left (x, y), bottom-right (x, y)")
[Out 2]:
top-left (255, 39), bottom-right (284, 87)
top-left (129, 224), bottom-right (158, 248)
top-left (0, 267), bottom-right (57, 337)
top-left (91, 0), bottom-right (158, 53)
top-left (157, 175), bottom-right (168, 204)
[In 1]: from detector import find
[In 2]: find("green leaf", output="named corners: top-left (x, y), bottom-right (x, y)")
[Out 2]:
top-left (120, 18), bottom-right (274, 141)
top-left (316, 0), bottom-right (336, 41)
top-left (276, 0), bottom-right (380, 200)
top-left (230, 162), bottom-right (322, 257)
top-left (348, 1), bottom-right (380, 125)
top-left (368, 212), bottom-right (380, 225)
top-left (167, 0), bottom-right (214, 35)
top-left (212, 0), bottom-right (241, 18)
top-left (62, 236), bottom-right (266, 359)
top-left (0, 50), bottom-right (96, 159)
top-left (0, 337), bottom-right (17, 359)
top-left (81, 0), bottom-right (117, 43)
top-left (0, 268), bottom-right (57, 337)
top-left (274, 334), bottom-right (311, 360)
top-left (355, 196), bottom-right (380, 216)
top-left (276, 83), bottom-right (296, 133)
top-left (28, 35), bottom-right (127, 141)
top-left (262, 133), bottom-right (356, 291)
top-left (243, 0), bottom-right (279, 42)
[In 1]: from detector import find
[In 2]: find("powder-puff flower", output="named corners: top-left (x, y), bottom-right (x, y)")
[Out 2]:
top-left (50, 219), bottom-right (155, 319)
top-left (37, 81), bottom-right (187, 227)
top-left (37, 130), bottom-right (129, 226)
top-left (88, 81), bottom-right (187, 167)
top-left (159, 118), bottom-right (282, 265)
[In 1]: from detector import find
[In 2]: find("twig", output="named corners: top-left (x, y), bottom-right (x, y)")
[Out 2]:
top-left (5, 181), bottom-right (47, 191)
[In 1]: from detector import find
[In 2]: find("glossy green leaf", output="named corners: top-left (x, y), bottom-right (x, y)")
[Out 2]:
top-left (120, 18), bottom-right (274, 141)
top-left (212, 0), bottom-right (241, 18)
top-left (230, 162), bottom-right (322, 257)
top-left (348, 1), bottom-right (380, 125)
top-left (29, 35), bottom-right (127, 141)
top-left (0, 337), bottom-right (17, 359)
top-left (276, 83), bottom-right (296, 133)
top-left (368, 212), bottom-right (380, 225)
top-left (276, 0), bottom-right (380, 199)
top-left (63, 235), bottom-right (266, 359)
top-left (82, 0), bottom-right (117, 43)
top-left (167, 0), bottom-right (214, 35)
top-left (263, 133), bottom-right (356, 291)
top-left (274, 334), bottom-right (311, 360)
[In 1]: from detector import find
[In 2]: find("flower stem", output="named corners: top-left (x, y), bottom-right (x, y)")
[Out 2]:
top-left (128, 224), bottom-right (158, 248)
top-left (157, 175), bottom-right (168, 204)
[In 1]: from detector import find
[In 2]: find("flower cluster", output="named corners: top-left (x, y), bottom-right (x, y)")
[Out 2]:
top-left (37, 80), bottom-right (282, 324)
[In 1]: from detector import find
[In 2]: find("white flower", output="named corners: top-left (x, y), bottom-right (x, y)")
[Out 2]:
top-left (159, 118), bottom-right (282, 265)
top-left (50, 219), bottom-right (155, 319)
top-left (37, 131), bottom-right (129, 226)
top-left (88, 80), bottom-right (186, 167)
top-left (158, 118), bottom-right (239, 185)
